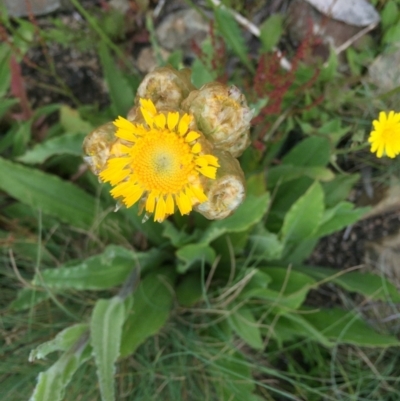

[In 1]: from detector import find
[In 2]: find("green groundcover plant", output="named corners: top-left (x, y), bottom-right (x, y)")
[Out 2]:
top-left (1, 1), bottom-right (400, 400)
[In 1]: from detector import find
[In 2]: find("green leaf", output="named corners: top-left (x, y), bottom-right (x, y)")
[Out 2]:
top-left (33, 246), bottom-right (163, 290)
top-left (18, 133), bottom-right (86, 164)
top-left (228, 305), bottom-right (263, 349)
top-left (191, 58), bottom-right (215, 88)
top-left (0, 98), bottom-right (19, 120)
top-left (267, 165), bottom-right (334, 188)
top-left (176, 243), bottom-right (216, 273)
top-left (322, 174), bottom-right (360, 208)
top-left (176, 271), bottom-right (203, 307)
top-left (281, 181), bottom-right (324, 254)
top-left (381, 1), bottom-right (399, 31)
top-left (91, 297), bottom-right (125, 401)
top-left (98, 42), bottom-right (135, 116)
top-left (30, 324), bottom-right (88, 361)
top-left (302, 307), bottom-right (400, 347)
top-left (259, 14), bottom-right (283, 52)
top-left (282, 136), bottom-right (331, 167)
top-left (248, 224), bottom-right (284, 262)
top-left (314, 202), bottom-right (369, 238)
top-left (275, 313), bottom-right (333, 347)
top-left (265, 267), bottom-right (316, 296)
top-left (214, 7), bottom-right (254, 72)
top-left (120, 269), bottom-right (175, 357)
top-left (242, 267), bottom-right (315, 312)
top-left (29, 340), bottom-right (91, 401)
top-left (294, 265), bottom-right (400, 303)
top-left (12, 121), bottom-right (32, 156)
top-left (162, 220), bottom-right (200, 247)
top-left (0, 43), bottom-right (11, 97)
top-left (0, 157), bottom-right (96, 228)
top-left (9, 288), bottom-right (50, 311)
top-left (201, 193), bottom-right (270, 245)
top-left (59, 105), bottom-right (93, 133)
top-left (383, 21), bottom-right (400, 44)
top-left (246, 172), bottom-right (267, 196)
top-left (211, 352), bottom-right (256, 401)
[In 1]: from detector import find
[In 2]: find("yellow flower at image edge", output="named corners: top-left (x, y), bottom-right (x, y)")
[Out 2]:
top-left (369, 111), bottom-right (400, 158)
top-left (99, 99), bottom-right (220, 222)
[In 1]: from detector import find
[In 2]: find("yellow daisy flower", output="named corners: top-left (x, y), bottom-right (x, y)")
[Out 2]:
top-left (99, 99), bottom-right (220, 222)
top-left (368, 111), bottom-right (400, 158)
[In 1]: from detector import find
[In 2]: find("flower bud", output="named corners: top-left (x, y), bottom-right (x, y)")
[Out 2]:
top-left (135, 66), bottom-right (195, 110)
top-left (181, 82), bottom-right (252, 157)
top-left (194, 150), bottom-right (246, 220)
top-left (83, 122), bottom-right (116, 174)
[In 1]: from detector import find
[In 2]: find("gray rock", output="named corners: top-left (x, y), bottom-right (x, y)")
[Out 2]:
top-left (304, 0), bottom-right (380, 27)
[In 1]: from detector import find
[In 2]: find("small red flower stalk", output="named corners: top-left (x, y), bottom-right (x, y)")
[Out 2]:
top-left (83, 66), bottom-right (252, 222)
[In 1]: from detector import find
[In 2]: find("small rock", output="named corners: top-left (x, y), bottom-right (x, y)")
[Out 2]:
top-left (369, 45), bottom-right (400, 96)
top-left (155, 9), bottom-right (209, 54)
top-left (304, 0), bottom-right (380, 27)
top-left (287, 0), bottom-right (373, 61)
top-left (4, 0), bottom-right (60, 16)
top-left (136, 47), bottom-right (170, 74)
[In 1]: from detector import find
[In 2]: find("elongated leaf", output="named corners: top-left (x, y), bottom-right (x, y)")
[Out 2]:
top-left (201, 193), bottom-right (270, 245)
top-left (0, 98), bottom-right (18, 119)
top-left (295, 265), bottom-right (400, 302)
top-left (282, 136), bottom-right (331, 167)
top-left (0, 157), bottom-right (96, 228)
top-left (0, 43), bottom-right (11, 97)
top-left (59, 105), bottom-right (93, 133)
top-left (322, 174), bottom-right (360, 208)
top-left (314, 202), bottom-right (369, 238)
top-left (98, 42), bottom-right (135, 116)
top-left (302, 307), bottom-right (400, 347)
top-left (33, 245), bottom-right (163, 290)
top-left (91, 297), bottom-right (125, 401)
top-left (259, 14), bottom-right (283, 52)
top-left (211, 352), bottom-right (256, 401)
top-left (274, 313), bottom-right (333, 347)
top-left (120, 269), bottom-right (175, 357)
top-left (176, 243), bottom-right (216, 273)
top-left (228, 305), bottom-right (263, 349)
top-left (9, 288), bottom-right (50, 311)
top-left (281, 181), bottom-right (324, 255)
top-left (29, 340), bottom-right (91, 401)
top-left (248, 225), bottom-right (284, 262)
top-left (176, 271), bottom-right (203, 307)
top-left (30, 324), bottom-right (88, 361)
top-left (18, 133), bottom-right (86, 164)
top-left (267, 165), bottom-right (334, 189)
top-left (214, 7), bottom-right (254, 72)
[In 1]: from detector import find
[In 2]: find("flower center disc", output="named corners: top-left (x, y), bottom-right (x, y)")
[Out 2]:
top-left (130, 131), bottom-right (194, 194)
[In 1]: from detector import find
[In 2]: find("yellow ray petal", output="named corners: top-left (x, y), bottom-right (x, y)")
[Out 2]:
top-left (123, 186), bottom-right (144, 208)
top-left (111, 181), bottom-right (131, 197)
top-left (141, 107), bottom-right (154, 128)
top-left (166, 193), bottom-right (175, 215)
top-left (178, 114), bottom-right (192, 136)
top-left (191, 143), bottom-right (202, 154)
top-left (185, 131), bottom-right (200, 142)
top-left (154, 196), bottom-right (167, 222)
top-left (114, 116), bottom-right (135, 131)
top-left (176, 191), bottom-right (192, 215)
top-left (202, 154), bottom-right (220, 167)
top-left (197, 165), bottom-right (217, 179)
top-left (167, 112), bottom-right (179, 130)
top-left (110, 143), bottom-right (132, 156)
top-left (154, 113), bottom-right (166, 129)
top-left (140, 98), bottom-right (157, 115)
top-left (146, 191), bottom-right (156, 213)
top-left (190, 185), bottom-right (208, 203)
